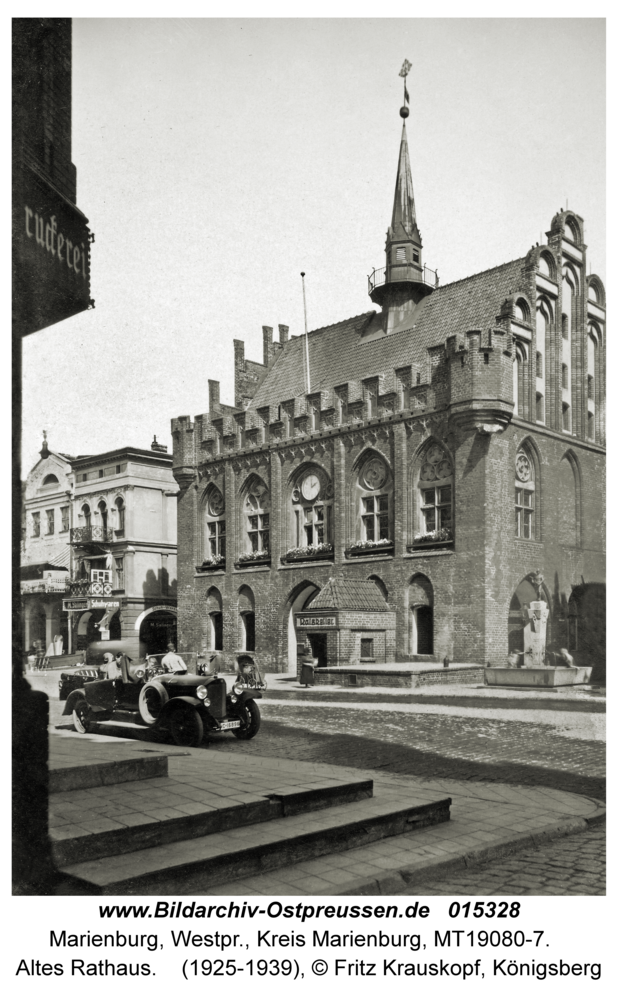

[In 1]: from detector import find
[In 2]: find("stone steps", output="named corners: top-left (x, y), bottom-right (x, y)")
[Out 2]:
top-left (50, 773), bottom-right (373, 867)
top-left (49, 737), bottom-right (451, 896)
top-left (56, 791), bottom-right (451, 895)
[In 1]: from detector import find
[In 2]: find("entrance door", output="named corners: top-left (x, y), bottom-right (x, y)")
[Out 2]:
top-left (309, 633), bottom-right (328, 669)
top-left (416, 606), bottom-right (433, 655)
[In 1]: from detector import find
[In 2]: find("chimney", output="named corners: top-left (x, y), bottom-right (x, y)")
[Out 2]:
top-left (263, 326), bottom-right (275, 367)
top-left (208, 379), bottom-right (221, 413)
top-left (278, 324), bottom-right (289, 345)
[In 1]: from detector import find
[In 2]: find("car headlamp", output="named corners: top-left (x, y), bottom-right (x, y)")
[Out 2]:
top-left (134, 667), bottom-right (145, 679)
top-left (233, 682), bottom-right (244, 696)
top-left (196, 685), bottom-right (209, 701)
top-left (230, 694), bottom-right (238, 704)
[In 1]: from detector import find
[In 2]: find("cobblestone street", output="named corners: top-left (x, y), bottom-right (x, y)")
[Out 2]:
top-left (207, 701), bottom-right (606, 802)
top-left (393, 822), bottom-right (606, 896)
top-left (46, 681), bottom-right (605, 895)
top-left (203, 700), bottom-right (605, 895)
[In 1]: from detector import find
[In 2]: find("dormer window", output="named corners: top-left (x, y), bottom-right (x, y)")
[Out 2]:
top-left (514, 299), bottom-right (530, 323)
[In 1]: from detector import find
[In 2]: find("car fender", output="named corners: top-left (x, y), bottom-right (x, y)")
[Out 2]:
top-left (63, 688), bottom-right (87, 715)
top-left (157, 695), bottom-right (204, 724)
top-left (239, 689), bottom-right (262, 703)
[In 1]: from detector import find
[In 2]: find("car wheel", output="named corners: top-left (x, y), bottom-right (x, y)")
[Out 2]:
top-left (169, 706), bottom-right (204, 747)
top-left (232, 699), bottom-right (261, 740)
top-left (72, 699), bottom-right (92, 734)
top-left (138, 680), bottom-right (169, 725)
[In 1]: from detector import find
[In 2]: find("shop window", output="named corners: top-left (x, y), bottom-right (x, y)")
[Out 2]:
top-left (515, 449), bottom-right (536, 540)
top-left (60, 506), bottom-right (69, 532)
top-left (32, 511), bottom-right (40, 537)
top-left (45, 509), bottom-right (54, 534)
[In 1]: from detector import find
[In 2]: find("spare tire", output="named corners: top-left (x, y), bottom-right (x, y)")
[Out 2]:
top-left (138, 680), bottom-right (169, 725)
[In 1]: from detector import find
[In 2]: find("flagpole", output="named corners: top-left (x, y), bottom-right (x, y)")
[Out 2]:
top-left (300, 271), bottom-right (311, 393)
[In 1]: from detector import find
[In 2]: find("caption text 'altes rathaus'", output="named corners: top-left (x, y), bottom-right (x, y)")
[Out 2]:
top-left (171, 104), bottom-right (605, 677)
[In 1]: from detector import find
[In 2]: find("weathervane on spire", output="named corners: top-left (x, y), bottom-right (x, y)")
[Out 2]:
top-left (399, 59), bottom-right (412, 118)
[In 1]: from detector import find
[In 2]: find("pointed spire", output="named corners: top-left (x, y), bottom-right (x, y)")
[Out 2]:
top-left (391, 121), bottom-right (416, 238)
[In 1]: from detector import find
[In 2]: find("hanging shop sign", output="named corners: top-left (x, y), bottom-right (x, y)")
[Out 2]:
top-left (63, 599), bottom-right (88, 611)
top-left (62, 599), bottom-right (120, 612)
top-left (13, 164), bottom-right (93, 336)
top-left (296, 613), bottom-right (338, 630)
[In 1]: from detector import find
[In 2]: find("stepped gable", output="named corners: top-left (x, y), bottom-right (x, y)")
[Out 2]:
top-left (250, 258), bottom-right (525, 406)
top-left (307, 578), bottom-right (390, 612)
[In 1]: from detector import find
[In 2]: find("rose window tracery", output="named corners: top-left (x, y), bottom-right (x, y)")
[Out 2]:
top-left (420, 444), bottom-right (453, 482)
top-left (515, 452), bottom-right (532, 483)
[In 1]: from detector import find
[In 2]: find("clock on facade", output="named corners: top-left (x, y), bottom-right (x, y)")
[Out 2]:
top-left (301, 474), bottom-right (321, 501)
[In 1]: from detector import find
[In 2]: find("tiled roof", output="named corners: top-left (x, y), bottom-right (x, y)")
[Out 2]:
top-left (307, 578), bottom-right (390, 612)
top-left (250, 257), bottom-right (526, 406)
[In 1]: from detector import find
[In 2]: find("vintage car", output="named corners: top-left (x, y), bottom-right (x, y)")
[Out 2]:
top-left (61, 655), bottom-right (266, 747)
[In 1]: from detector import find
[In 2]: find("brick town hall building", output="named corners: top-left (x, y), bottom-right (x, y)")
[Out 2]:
top-left (171, 104), bottom-right (605, 677)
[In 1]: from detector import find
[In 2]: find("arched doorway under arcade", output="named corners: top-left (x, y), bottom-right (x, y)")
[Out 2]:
top-left (138, 607), bottom-right (177, 655)
top-left (409, 574), bottom-right (434, 656)
top-left (285, 581), bottom-right (320, 672)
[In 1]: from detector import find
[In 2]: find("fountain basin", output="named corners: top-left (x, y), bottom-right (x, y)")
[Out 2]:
top-left (484, 666), bottom-right (592, 688)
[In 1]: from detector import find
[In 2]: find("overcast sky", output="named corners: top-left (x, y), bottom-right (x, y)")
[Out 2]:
top-left (21, 17), bottom-right (605, 471)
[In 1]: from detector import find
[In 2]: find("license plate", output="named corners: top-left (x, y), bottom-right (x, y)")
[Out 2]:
top-left (219, 720), bottom-right (241, 731)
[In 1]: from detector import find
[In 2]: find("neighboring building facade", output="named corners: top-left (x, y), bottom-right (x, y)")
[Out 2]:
top-left (21, 434), bottom-right (74, 654)
top-left (171, 108), bottom-right (606, 676)
top-left (21, 437), bottom-right (179, 657)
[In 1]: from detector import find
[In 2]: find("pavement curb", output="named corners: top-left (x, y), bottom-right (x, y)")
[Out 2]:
top-left (316, 810), bottom-right (605, 897)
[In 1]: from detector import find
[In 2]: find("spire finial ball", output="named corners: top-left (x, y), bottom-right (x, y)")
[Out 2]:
top-left (399, 106), bottom-right (409, 119)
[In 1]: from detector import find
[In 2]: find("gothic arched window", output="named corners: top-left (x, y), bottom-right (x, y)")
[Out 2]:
top-left (416, 442), bottom-right (453, 544)
top-left (115, 496), bottom-right (125, 536)
top-left (290, 466), bottom-right (333, 555)
top-left (353, 453), bottom-right (392, 550)
top-left (98, 500), bottom-right (108, 532)
top-left (242, 476), bottom-right (270, 560)
top-left (513, 342), bottom-right (527, 416)
top-left (515, 448), bottom-right (536, 540)
top-left (202, 486), bottom-right (226, 565)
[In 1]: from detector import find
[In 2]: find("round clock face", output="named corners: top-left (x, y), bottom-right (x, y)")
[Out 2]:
top-left (301, 474), bottom-right (320, 501)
